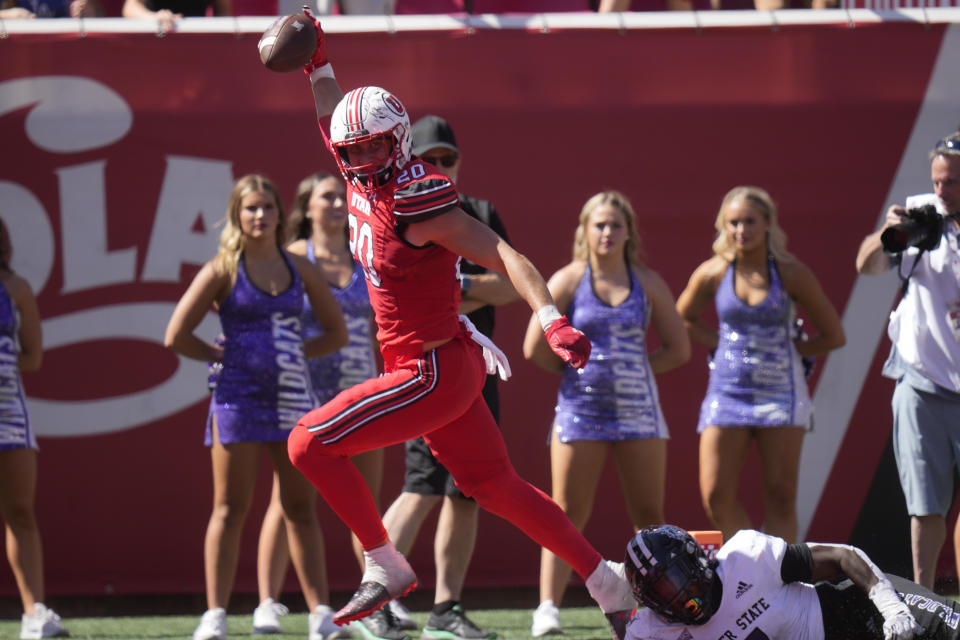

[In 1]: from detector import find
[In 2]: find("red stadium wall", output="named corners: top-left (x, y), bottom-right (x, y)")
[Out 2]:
top-left (2, 14), bottom-right (959, 596)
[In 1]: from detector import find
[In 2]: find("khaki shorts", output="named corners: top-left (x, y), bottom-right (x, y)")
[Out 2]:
top-left (892, 378), bottom-right (960, 517)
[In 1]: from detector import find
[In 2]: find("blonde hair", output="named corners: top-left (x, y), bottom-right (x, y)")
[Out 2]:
top-left (572, 190), bottom-right (643, 266)
top-left (711, 186), bottom-right (795, 265)
top-left (215, 174), bottom-right (286, 284)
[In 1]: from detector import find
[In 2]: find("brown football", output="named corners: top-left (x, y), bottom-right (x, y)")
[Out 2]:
top-left (258, 13), bottom-right (318, 73)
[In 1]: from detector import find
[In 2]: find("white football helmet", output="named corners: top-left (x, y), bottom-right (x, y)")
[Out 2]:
top-left (330, 86), bottom-right (412, 190)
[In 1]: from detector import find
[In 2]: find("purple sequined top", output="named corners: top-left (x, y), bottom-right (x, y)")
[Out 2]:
top-left (302, 240), bottom-right (377, 405)
top-left (0, 281), bottom-right (33, 451)
top-left (553, 263), bottom-right (668, 442)
top-left (697, 256), bottom-right (812, 431)
top-left (206, 253), bottom-right (316, 445)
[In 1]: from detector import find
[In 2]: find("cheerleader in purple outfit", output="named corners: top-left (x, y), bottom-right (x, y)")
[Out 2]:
top-left (253, 173), bottom-right (382, 635)
top-left (676, 186), bottom-right (845, 545)
top-left (0, 220), bottom-right (69, 639)
top-left (165, 175), bottom-right (348, 640)
top-left (523, 191), bottom-right (690, 634)
top-left (203, 249), bottom-right (316, 443)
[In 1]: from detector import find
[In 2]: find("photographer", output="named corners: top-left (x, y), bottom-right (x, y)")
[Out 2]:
top-left (856, 132), bottom-right (960, 591)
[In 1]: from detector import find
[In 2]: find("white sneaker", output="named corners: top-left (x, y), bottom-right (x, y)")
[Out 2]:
top-left (193, 608), bottom-right (227, 640)
top-left (19, 603), bottom-right (69, 639)
top-left (585, 560), bottom-right (635, 613)
top-left (531, 600), bottom-right (562, 637)
top-left (310, 604), bottom-right (354, 640)
top-left (253, 598), bottom-right (289, 634)
top-left (387, 600), bottom-right (417, 631)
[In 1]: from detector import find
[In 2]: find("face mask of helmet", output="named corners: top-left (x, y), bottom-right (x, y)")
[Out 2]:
top-left (626, 525), bottom-right (719, 626)
top-left (334, 132), bottom-right (397, 189)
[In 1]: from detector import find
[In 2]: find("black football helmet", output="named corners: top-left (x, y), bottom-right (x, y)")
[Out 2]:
top-left (625, 525), bottom-right (720, 625)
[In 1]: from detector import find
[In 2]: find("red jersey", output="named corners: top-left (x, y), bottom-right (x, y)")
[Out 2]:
top-left (346, 159), bottom-right (462, 356)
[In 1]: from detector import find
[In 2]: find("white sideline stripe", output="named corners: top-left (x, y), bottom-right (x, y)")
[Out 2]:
top-left (4, 9), bottom-right (960, 35)
top-left (796, 23), bottom-right (960, 541)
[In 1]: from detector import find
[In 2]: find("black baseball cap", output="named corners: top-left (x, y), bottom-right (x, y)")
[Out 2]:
top-left (411, 115), bottom-right (459, 156)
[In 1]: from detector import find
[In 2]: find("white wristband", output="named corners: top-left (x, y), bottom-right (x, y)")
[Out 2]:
top-left (537, 305), bottom-right (562, 332)
top-left (308, 63), bottom-right (335, 83)
top-left (868, 579), bottom-right (901, 611)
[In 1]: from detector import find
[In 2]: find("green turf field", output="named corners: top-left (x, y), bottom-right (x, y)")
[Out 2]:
top-left (0, 606), bottom-right (612, 640)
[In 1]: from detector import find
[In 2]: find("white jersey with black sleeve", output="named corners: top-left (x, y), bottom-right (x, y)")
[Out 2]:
top-left (626, 530), bottom-right (824, 640)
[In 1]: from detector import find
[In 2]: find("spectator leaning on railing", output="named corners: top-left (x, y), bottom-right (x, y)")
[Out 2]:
top-left (121, 0), bottom-right (231, 32)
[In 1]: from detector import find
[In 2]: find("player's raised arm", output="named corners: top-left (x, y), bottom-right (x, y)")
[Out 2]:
top-left (301, 9), bottom-right (344, 121)
top-left (406, 208), bottom-right (592, 368)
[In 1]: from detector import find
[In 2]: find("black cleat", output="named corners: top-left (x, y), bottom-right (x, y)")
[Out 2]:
top-left (334, 580), bottom-right (418, 625)
top-left (421, 604), bottom-right (496, 640)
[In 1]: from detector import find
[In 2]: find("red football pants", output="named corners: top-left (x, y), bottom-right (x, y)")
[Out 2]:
top-left (288, 333), bottom-right (601, 578)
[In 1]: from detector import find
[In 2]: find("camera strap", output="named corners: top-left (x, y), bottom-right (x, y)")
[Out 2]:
top-left (895, 218), bottom-right (960, 295)
top-left (896, 251), bottom-right (925, 297)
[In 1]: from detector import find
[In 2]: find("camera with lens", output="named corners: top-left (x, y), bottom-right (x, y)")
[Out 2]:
top-left (880, 204), bottom-right (944, 253)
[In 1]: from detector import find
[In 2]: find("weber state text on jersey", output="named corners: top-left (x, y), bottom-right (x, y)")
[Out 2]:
top-left (346, 159), bottom-right (461, 354)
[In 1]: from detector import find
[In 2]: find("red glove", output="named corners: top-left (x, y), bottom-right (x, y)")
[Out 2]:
top-left (302, 6), bottom-right (328, 77)
top-left (545, 315), bottom-right (591, 369)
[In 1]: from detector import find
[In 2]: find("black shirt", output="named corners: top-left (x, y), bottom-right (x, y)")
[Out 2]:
top-left (459, 193), bottom-right (509, 340)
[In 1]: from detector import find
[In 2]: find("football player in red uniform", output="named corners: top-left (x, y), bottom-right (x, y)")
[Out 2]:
top-left (284, 13), bottom-right (634, 637)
